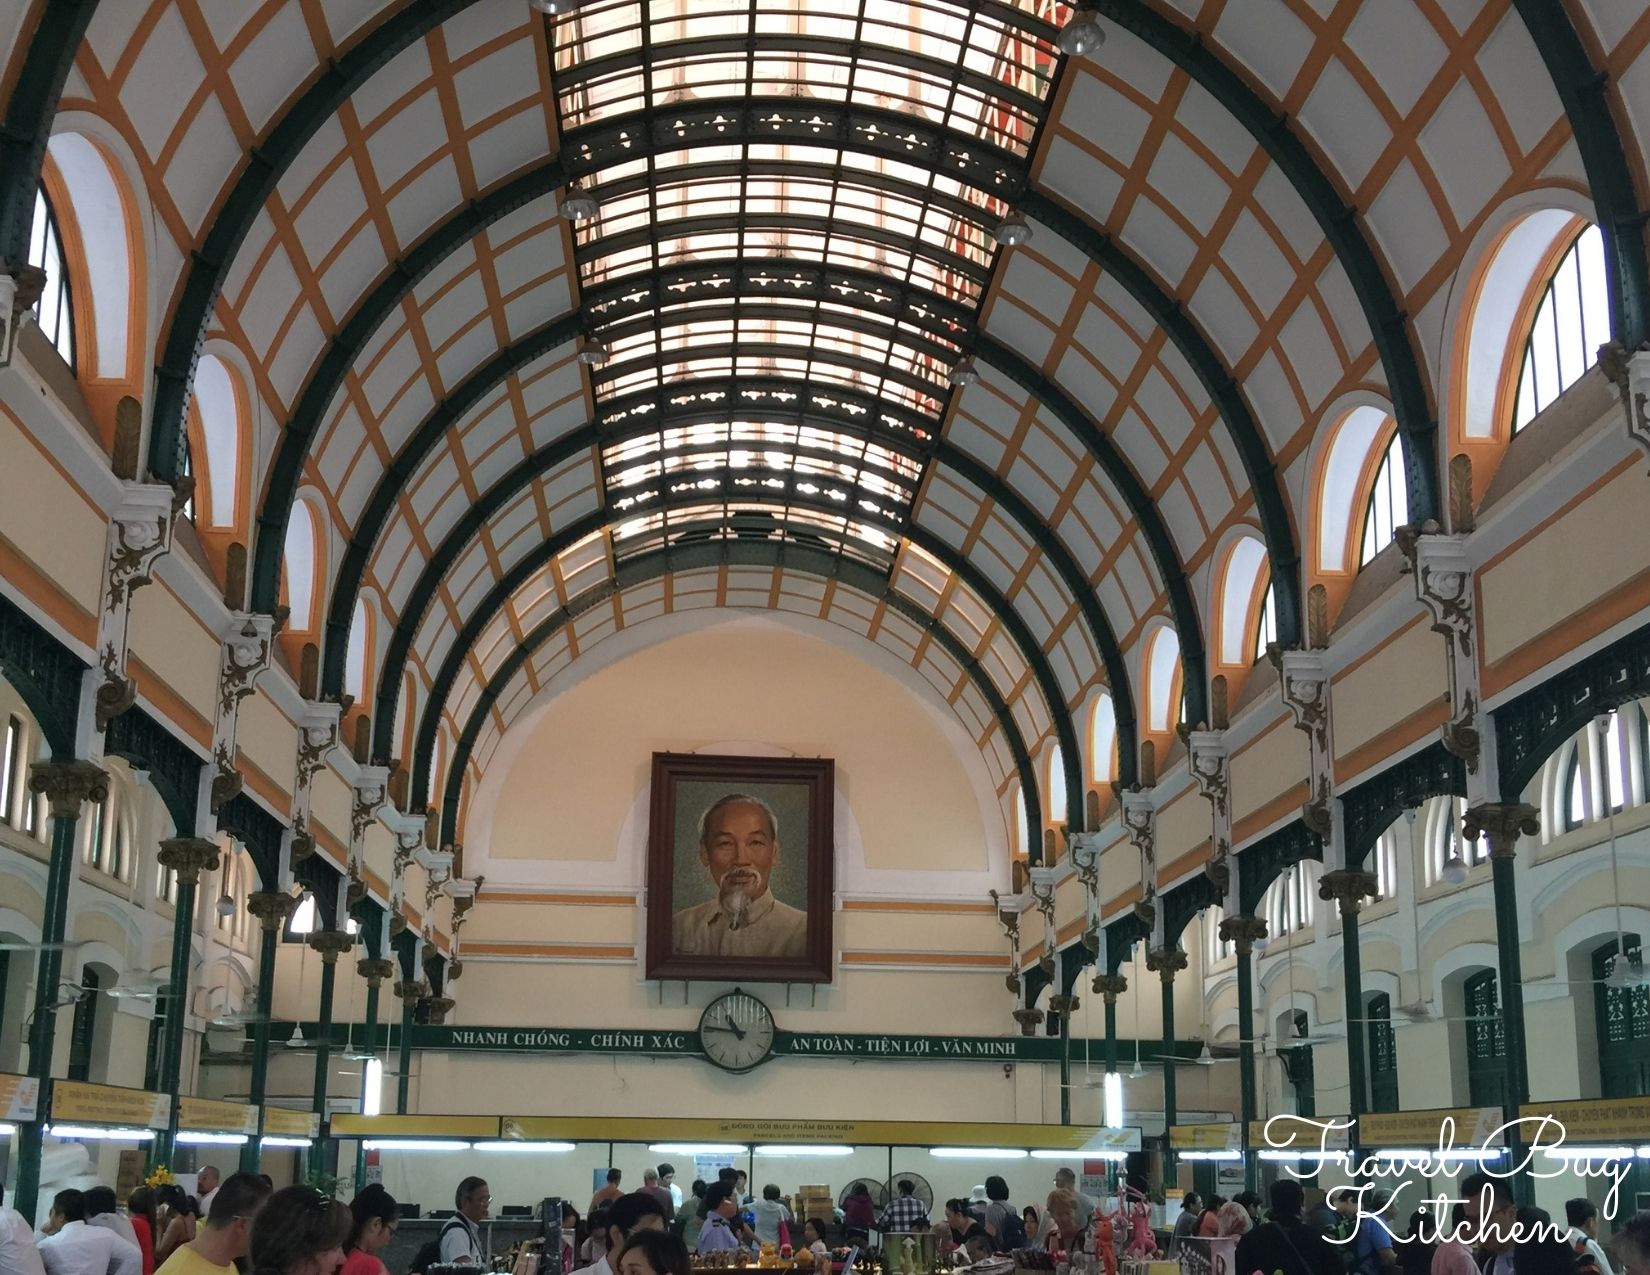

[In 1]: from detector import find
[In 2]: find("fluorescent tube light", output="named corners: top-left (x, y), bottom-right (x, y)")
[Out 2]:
top-left (649, 1143), bottom-right (748, 1154)
top-left (362, 1139), bottom-right (472, 1151)
top-left (753, 1146), bottom-right (854, 1157)
top-left (260, 1136), bottom-right (313, 1148)
top-left (47, 1126), bottom-right (155, 1141)
top-left (930, 1148), bottom-right (1028, 1159)
top-left (177, 1132), bottom-right (248, 1145)
top-left (473, 1141), bottom-right (575, 1153)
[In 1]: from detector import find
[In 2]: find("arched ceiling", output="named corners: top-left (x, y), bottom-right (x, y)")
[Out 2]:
top-left (9, 0), bottom-right (1646, 854)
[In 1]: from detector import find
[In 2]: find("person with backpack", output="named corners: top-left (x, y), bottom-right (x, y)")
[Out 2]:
top-left (983, 1179), bottom-right (1025, 1253)
top-left (1235, 1180), bottom-right (1344, 1275)
top-left (1564, 1200), bottom-right (1615, 1275)
top-left (410, 1178), bottom-right (489, 1273)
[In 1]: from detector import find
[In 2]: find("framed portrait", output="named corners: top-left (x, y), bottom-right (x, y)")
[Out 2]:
top-left (645, 751), bottom-right (834, 983)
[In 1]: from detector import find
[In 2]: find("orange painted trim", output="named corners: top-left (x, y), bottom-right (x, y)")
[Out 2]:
top-left (128, 657), bottom-right (212, 748)
top-left (0, 533), bottom-right (97, 646)
top-left (1333, 698), bottom-right (1451, 784)
top-left (1056, 917), bottom-right (1086, 944)
top-left (840, 951), bottom-right (1007, 968)
top-left (486, 892), bottom-right (636, 907)
top-left (1099, 884), bottom-right (1143, 922)
top-left (462, 941), bottom-right (634, 959)
top-left (1160, 843), bottom-right (1212, 884)
top-left (1482, 563), bottom-right (1650, 698)
top-left (841, 899), bottom-right (998, 914)
top-left (1232, 781), bottom-right (1310, 847)
top-left (366, 869), bottom-right (388, 897)
top-left (1331, 612), bottom-right (1428, 683)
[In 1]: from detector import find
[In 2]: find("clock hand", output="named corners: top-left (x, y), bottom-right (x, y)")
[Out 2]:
top-left (701, 1024), bottom-right (740, 1034)
top-left (720, 1017), bottom-right (747, 1040)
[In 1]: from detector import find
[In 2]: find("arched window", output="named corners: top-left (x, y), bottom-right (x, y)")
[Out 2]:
top-left (1464, 970), bottom-right (1509, 1106)
top-left (83, 792), bottom-right (108, 871)
top-left (1263, 861), bottom-right (1316, 939)
top-left (1012, 784), bottom-right (1029, 859)
top-left (1142, 627), bottom-right (1181, 735)
top-left (0, 714), bottom-right (19, 825)
top-left (188, 354), bottom-right (245, 531)
top-left (283, 500), bottom-right (321, 635)
top-left (1371, 823), bottom-right (1398, 901)
top-left (1088, 693), bottom-right (1116, 786)
top-left (1046, 744), bottom-right (1066, 830)
top-left (1359, 432), bottom-right (1408, 566)
top-left (1253, 584), bottom-right (1277, 664)
top-left (1215, 536), bottom-right (1268, 669)
top-left (1513, 224), bottom-right (1610, 433)
top-left (1593, 936), bottom-right (1650, 1098)
top-left (1366, 991), bottom-right (1399, 1112)
top-left (27, 187), bottom-right (74, 367)
top-left (345, 598), bottom-right (371, 702)
top-left (1564, 749), bottom-right (1586, 833)
top-left (1426, 795), bottom-right (1482, 885)
top-left (1208, 907), bottom-right (1233, 964)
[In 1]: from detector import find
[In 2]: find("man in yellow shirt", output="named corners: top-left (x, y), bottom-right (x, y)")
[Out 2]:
top-left (154, 1175), bottom-right (271, 1275)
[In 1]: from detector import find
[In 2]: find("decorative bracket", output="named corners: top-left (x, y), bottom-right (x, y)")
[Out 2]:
top-left (989, 888), bottom-right (1028, 995)
top-left (1027, 866), bottom-right (1058, 978)
top-left (383, 810), bottom-right (427, 935)
top-left (1275, 648), bottom-right (1337, 854)
top-left (1067, 835), bottom-right (1101, 954)
top-left (1121, 788), bottom-right (1157, 926)
top-left (288, 701), bottom-right (342, 863)
top-left (1600, 342), bottom-right (1650, 470)
top-left (0, 266), bottom-right (45, 367)
top-left (444, 874), bottom-right (482, 980)
top-left (1400, 530), bottom-right (1493, 797)
top-left (347, 766), bottom-right (390, 905)
top-left (1187, 729), bottom-right (1232, 892)
top-left (420, 846), bottom-right (455, 912)
top-left (209, 613), bottom-right (277, 812)
top-left (94, 484), bottom-right (188, 729)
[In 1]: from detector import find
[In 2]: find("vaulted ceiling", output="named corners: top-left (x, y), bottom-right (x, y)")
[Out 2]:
top-left (11, 0), bottom-right (1645, 850)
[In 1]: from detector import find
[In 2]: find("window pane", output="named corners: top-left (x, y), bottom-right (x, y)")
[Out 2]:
top-left (1512, 225), bottom-right (1609, 434)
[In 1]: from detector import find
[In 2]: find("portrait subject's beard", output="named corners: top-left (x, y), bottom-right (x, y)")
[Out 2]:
top-left (719, 869), bottom-right (761, 930)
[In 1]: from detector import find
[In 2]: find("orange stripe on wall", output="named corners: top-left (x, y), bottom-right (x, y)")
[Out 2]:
top-left (841, 900), bottom-right (998, 914)
top-left (1233, 781), bottom-right (1309, 847)
top-left (840, 951), bottom-right (1006, 968)
top-left (0, 533), bottom-right (97, 648)
top-left (129, 657), bottom-right (212, 748)
top-left (1481, 565), bottom-right (1650, 699)
top-left (1333, 699), bottom-right (1450, 785)
top-left (462, 941), bottom-right (635, 959)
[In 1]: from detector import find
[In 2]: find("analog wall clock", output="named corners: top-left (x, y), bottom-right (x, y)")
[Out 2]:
top-left (697, 988), bottom-right (776, 1072)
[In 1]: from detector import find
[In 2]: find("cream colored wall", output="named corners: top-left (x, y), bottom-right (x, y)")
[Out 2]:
top-left (0, 402), bottom-right (106, 616)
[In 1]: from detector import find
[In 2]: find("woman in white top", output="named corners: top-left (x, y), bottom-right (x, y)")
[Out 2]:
top-left (750, 1187), bottom-right (793, 1248)
top-left (802, 1219), bottom-right (830, 1264)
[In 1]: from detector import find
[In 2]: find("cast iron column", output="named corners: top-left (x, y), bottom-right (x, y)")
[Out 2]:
top-left (14, 761), bottom-right (109, 1220)
top-left (307, 929), bottom-right (354, 1175)
top-left (1320, 868), bottom-right (1378, 1165)
top-left (1221, 915), bottom-right (1270, 1190)
top-left (1094, 974), bottom-right (1126, 1078)
top-left (1465, 803), bottom-right (1540, 1202)
top-left (1146, 947), bottom-right (1187, 1170)
top-left (1051, 994), bottom-right (1077, 1125)
top-left (241, 891), bottom-right (297, 1171)
top-left (393, 976), bottom-right (423, 1113)
top-left (154, 836), bottom-right (223, 1164)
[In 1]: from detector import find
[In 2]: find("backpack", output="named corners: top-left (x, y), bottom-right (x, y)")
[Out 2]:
top-left (410, 1217), bottom-right (471, 1274)
top-left (996, 1209), bottom-right (1028, 1252)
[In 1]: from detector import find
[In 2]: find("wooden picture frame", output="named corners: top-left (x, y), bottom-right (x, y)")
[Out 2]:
top-left (645, 751), bottom-right (834, 983)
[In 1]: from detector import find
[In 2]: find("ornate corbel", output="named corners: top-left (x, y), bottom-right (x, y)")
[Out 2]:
top-left (1187, 729), bottom-right (1232, 892)
top-left (209, 614), bottom-right (278, 811)
top-left (989, 888), bottom-right (1028, 994)
top-left (28, 760), bottom-right (111, 821)
top-left (384, 811), bottom-right (426, 935)
top-left (1600, 342), bottom-right (1650, 470)
top-left (157, 836), bottom-right (222, 887)
top-left (0, 263), bottom-right (46, 367)
top-left (347, 766), bottom-right (389, 905)
top-left (95, 483), bottom-right (190, 728)
top-left (1317, 868), bottom-right (1379, 919)
top-left (1121, 789), bottom-right (1156, 926)
top-left (1027, 866), bottom-right (1057, 978)
top-left (1067, 835), bottom-right (1101, 954)
top-left (421, 846), bottom-right (454, 913)
top-left (1217, 913), bottom-right (1269, 957)
top-left (288, 701), bottom-right (341, 863)
top-left (1399, 526), bottom-right (1493, 793)
top-left (444, 875), bottom-right (481, 979)
top-left (1274, 648), bottom-right (1338, 850)
top-left (1461, 802), bottom-right (1541, 860)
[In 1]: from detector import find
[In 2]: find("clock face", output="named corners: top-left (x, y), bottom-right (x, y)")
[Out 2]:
top-left (698, 989), bottom-right (776, 1072)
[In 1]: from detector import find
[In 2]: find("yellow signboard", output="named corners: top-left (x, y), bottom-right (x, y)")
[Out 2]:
top-left (332, 1113), bottom-right (1133, 1151)
top-left (0, 1073), bottom-right (40, 1122)
top-left (262, 1107), bottom-right (322, 1138)
top-left (179, 1097), bottom-right (258, 1135)
top-left (1519, 1097), bottom-right (1650, 1143)
top-left (1169, 1123), bottom-right (1239, 1151)
top-left (1251, 1115), bottom-right (1351, 1152)
top-left (330, 1114), bottom-right (499, 1139)
top-left (1358, 1106), bottom-right (1503, 1148)
top-left (50, 1081), bottom-right (169, 1129)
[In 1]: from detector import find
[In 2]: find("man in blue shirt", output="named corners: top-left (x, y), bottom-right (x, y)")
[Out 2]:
top-left (698, 1184), bottom-right (745, 1254)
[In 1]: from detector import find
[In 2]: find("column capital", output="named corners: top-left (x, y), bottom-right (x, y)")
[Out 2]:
top-left (393, 978), bottom-right (429, 1001)
top-left (422, 995), bottom-right (456, 1025)
top-left (157, 836), bottom-right (221, 886)
top-left (1462, 802), bottom-right (1540, 859)
top-left (1145, 946), bottom-right (1188, 982)
top-left (246, 891), bottom-right (299, 933)
top-left (1318, 867), bottom-right (1379, 917)
top-left (1048, 993), bottom-right (1080, 1020)
top-left (307, 929), bottom-right (356, 964)
top-left (1091, 973), bottom-right (1128, 1002)
top-left (1011, 1007), bottom-right (1044, 1037)
top-left (356, 958), bottom-right (396, 987)
top-left (27, 760), bottom-right (110, 820)
top-left (1218, 913), bottom-right (1270, 956)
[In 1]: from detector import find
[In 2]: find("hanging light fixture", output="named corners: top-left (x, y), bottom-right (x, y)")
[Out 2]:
top-left (1440, 798), bottom-right (1469, 884)
top-left (992, 211), bottom-right (1032, 248)
top-left (527, 0), bottom-right (583, 16)
top-left (1056, 8), bottom-right (1107, 58)
top-left (948, 356), bottom-right (980, 387)
top-left (557, 182), bottom-right (600, 223)
top-left (215, 893), bottom-right (235, 919)
top-left (577, 336), bottom-right (610, 366)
